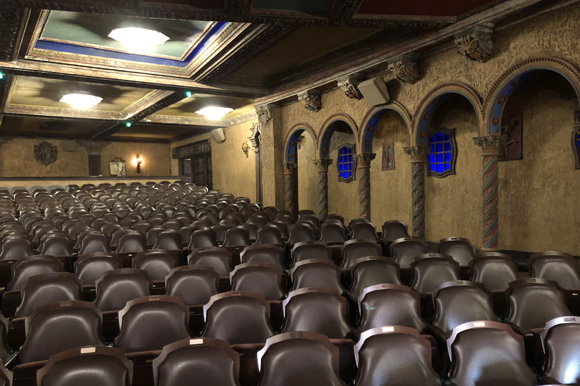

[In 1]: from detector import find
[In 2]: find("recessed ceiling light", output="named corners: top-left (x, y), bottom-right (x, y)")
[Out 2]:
top-left (109, 27), bottom-right (170, 53)
top-left (60, 93), bottom-right (103, 109)
top-left (196, 106), bottom-right (234, 120)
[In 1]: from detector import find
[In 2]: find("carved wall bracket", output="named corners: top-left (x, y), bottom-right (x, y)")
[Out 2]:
top-left (354, 153), bottom-right (376, 168)
top-left (473, 135), bottom-right (508, 156)
top-left (404, 146), bottom-right (429, 163)
top-left (455, 25), bottom-right (495, 63)
top-left (298, 90), bottom-right (322, 112)
top-left (77, 141), bottom-right (110, 155)
top-left (255, 105), bottom-right (272, 124)
top-left (388, 53), bottom-right (420, 84)
top-left (337, 76), bottom-right (363, 99)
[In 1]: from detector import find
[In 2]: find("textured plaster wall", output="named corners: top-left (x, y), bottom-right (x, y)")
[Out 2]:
top-left (296, 132), bottom-right (319, 212)
top-left (170, 121), bottom-right (258, 201)
top-left (425, 97), bottom-right (482, 245)
top-left (276, 4), bottom-right (580, 252)
top-left (0, 138), bottom-right (171, 178)
top-left (499, 72), bottom-right (580, 254)
top-left (369, 110), bottom-right (413, 227)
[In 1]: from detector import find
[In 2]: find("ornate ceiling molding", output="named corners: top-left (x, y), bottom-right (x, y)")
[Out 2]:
top-left (148, 108), bottom-right (258, 127)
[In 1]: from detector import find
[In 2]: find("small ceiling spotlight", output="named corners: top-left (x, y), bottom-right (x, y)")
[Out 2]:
top-left (185, 91), bottom-right (193, 97)
top-left (60, 93), bottom-right (103, 109)
top-left (125, 122), bottom-right (132, 128)
top-left (109, 27), bottom-right (170, 53)
top-left (0, 72), bottom-right (4, 80)
top-left (196, 106), bottom-right (234, 120)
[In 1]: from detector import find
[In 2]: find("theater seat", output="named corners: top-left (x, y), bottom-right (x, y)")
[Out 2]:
top-left (15, 272), bottom-right (82, 318)
top-left (133, 250), bottom-right (180, 281)
top-left (6, 255), bottom-right (63, 291)
top-left (153, 230), bottom-right (182, 251)
top-left (348, 257), bottom-right (402, 298)
top-left (257, 332), bottom-right (344, 386)
top-left (320, 222), bottom-right (347, 244)
top-left (114, 296), bottom-right (192, 353)
top-left (94, 268), bottom-right (153, 312)
top-left (0, 238), bottom-right (33, 261)
top-left (540, 316), bottom-right (580, 385)
top-left (470, 252), bottom-right (518, 291)
top-left (350, 222), bottom-right (377, 241)
top-left (282, 288), bottom-right (351, 339)
top-left (381, 220), bottom-right (410, 243)
top-left (152, 338), bottom-right (241, 386)
top-left (529, 251), bottom-right (580, 289)
top-left (410, 253), bottom-right (460, 294)
top-left (290, 241), bottom-right (332, 266)
top-left (188, 247), bottom-right (232, 277)
top-left (78, 232), bottom-right (111, 255)
top-left (341, 240), bottom-right (382, 270)
top-left (0, 362), bottom-right (10, 386)
top-left (74, 253), bottom-right (122, 286)
top-left (36, 346), bottom-right (133, 386)
top-left (222, 227), bottom-right (251, 247)
top-left (289, 259), bottom-right (344, 293)
top-left (354, 326), bottom-right (441, 386)
top-left (437, 237), bottom-right (476, 267)
top-left (18, 301), bottom-right (106, 363)
top-left (240, 245), bottom-right (286, 271)
top-left (255, 226), bottom-right (283, 245)
top-left (230, 263), bottom-right (284, 301)
top-left (447, 321), bottom-right (536, 386)
top-left (390, 238), bottom-right (429, 269)
top-left (116, 232), bottom-right (147, 254)
top-left (202, 291), bottom-right (274, 345)
top-left (165, 266), bottom-right (219, 306)
top-left (188, 229), bottom-right (218, 250)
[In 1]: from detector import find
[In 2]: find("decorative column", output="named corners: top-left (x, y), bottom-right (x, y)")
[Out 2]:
top-left (283, 162), bottom-right (297, 215)
top-left (473, 136), bottom-right (507, 249)
top-left (404, 146), bottom-right (428, 239)
top-left (354, 153), bottom-right (376, 220)
top-left (314, 159), bottom-right (333, 220)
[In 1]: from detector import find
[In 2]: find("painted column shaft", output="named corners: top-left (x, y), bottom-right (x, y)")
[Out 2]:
top-left (354, 154), bottom-right (376, 221)
top-left (283, 163), bottom-right (297, 216)
top-left (404, 147), bottom-right (428, 239)
top-left (314, 159), bottom-right (333, 221)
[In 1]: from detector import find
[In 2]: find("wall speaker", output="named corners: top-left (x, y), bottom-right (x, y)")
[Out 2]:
top-left (358, 77), bottom-right (390, 106)
top-left (61, 140), bottom-right (78, 152)
top-left (211, 128), bottom-right (226, 143)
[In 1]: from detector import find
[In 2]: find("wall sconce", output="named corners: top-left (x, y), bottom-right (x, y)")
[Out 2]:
top-left (135, 154), bottom-right (142, 173)
top-left (241, 142), bottom-right (249, 158)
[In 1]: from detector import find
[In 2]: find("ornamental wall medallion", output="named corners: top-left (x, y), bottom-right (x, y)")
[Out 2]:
top-left (34, 141), bottom-right (57, 166)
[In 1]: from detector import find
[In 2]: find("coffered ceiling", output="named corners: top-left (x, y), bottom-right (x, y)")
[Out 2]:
top-left (0, 0), bottom-right (563, 143)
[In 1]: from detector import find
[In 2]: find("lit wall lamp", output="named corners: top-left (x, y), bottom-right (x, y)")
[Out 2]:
top-left (241, 142), bottom-right (249, 158)
top-left (134, 154), bottom-right (142, 174)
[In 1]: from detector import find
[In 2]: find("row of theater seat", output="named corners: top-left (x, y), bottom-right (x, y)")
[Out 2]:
top-left (0, 291), bottom-right (578, 385)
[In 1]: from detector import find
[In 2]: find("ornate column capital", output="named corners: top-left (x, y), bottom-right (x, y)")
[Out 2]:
top-left (388, 53), bottom-right (420, 84)
top-left (297, 90), bottom-right (322, 112)
top-left (255, 105), bottom-right (272, 124)
top-left (283, 162), bottom-right (297, 171)
top-left (337, 76), bottom-right (363, 100)
top-left (455, 25), bottom-right (495, 63)
top-left (77, 140), bottom-right (110, 155)
top-left (404, 146), bottom-right (428, 163)
top-left (314, 158), bottom-right (333, 171)
top-left (354, 153), bottom-right (376, 168)
top-left (473, 135), bottom-right (508, 156)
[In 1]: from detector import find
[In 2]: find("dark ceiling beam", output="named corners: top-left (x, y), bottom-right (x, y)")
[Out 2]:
top-left (0, 130), bottom-right (170, 143)
top-left (88, 91), bottom-right (187, 140)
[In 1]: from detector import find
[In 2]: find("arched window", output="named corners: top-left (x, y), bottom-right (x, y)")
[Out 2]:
top-left (427, 128), bottom-right (457, 178)
top-left (337, 144), bottom-right (355, 183)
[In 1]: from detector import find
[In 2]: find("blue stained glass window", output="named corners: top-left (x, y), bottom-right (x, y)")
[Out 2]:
top-left (428, 128), bottom-right (456, 178)
top-left (338, 144), bottom-right (356, 182)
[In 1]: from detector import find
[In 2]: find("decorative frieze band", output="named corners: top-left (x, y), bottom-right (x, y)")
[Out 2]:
top-left (172, 139), bottom-right (211, 159)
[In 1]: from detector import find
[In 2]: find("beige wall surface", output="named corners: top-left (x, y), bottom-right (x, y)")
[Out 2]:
top-left (171, 121), bottom-right (258, 201)
top-left (0, 138), bottom-right (171, 178)
top-left (297, 132), bottom-right (319, 212)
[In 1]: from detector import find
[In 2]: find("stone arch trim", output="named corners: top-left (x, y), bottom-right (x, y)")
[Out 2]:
top-left (412, 83), bottom-right (484, 146)
top-left (284, 123), bottom-right (317, 163)
top-left (358, 101), bottom-right (412, 153)
top-left (317, 113), bottom-right (359, 159)
top-left (484, 57), bottom-right (580, 135)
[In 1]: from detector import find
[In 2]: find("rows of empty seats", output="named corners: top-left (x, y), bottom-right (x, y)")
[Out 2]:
top-left (0, 184), bottom-right (579, 385)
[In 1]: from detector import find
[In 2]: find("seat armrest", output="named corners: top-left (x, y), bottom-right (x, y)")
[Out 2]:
top-left (427, 324), bottom-right (450, 343)
top-left (505, 322), bottom-right (534, 337)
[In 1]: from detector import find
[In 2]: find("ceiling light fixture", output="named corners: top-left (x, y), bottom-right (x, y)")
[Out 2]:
top-left (185, 91), bottom-right (193, 97)
top-left (109, 27), bottom-right (170, 53)
top-left (196, 106), bottom-right (234, 120)
top-left (0, 72), bottom-right (4, 80)
top-left (60, 93), bottom-right (103, 109)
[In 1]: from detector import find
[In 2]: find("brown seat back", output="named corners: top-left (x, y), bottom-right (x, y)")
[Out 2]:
top-left (39, 236), bottom-right (73, 257)
top-left (290, 241), bottom-right (332, 266)
top-left (94, 268), bottom-right (153, 312)
top-left (15, 272), bottom-right (82, 318)
top-left (222, 227), bottom-right (251, 247)
top-left (188, 247), bottom-right (232, 277)
top-left (255, 226), bottom-right (283, 245)
top-left (289, 259), bottom-right (343, 293)
top-left (6, 255), bottom-right (63, 291)
top-left (230, 263), bottom-right (284, 301)
top-left (37, 346), bottom-right (133, 386)
top-left (390, 238), bottom-right (429, 269)
top-left (470, 252), bottom-right (518, 291)
top-left (153, 230), bottom-right (182, 251)
top-left (114, 296), bottom-right (191, 353)
top-left (152, 338), bottom-right (241, 386)
top-left (350, 222), bottom-right (377, 241)
top-left (165, 266), bottom-right (220, 305)
top-left (341, 240), bottom-right (382, 270)
top-left (74, 253), bottom-right (122, 286)
top-left (79, 232), bottom-right (111, 255)
top-left (381, 221), bottom-right (410, 242)
top-left (506, 278), bottom-right (572, 330)
top-left (447, 321), bottom-right (536, 386)
top-left (202, 291), bottom-right (274, 345)
top-left (349, 257), bottom-right (402, 298)
top-left (354, 326), bottom-right (440, 386)
top-left (116, 232), bottom-right (147, 254)
top-left (240, 244), bottom-right (285, 271)
top-left (0, 238), bottom-right (33, 260)
top-left (357, 284), bottom-right (426, 333)
top-left (432, 281), bottom-right (497, 334)
top-left (133, 250), bottom-right (179, 281)
top-left (320, 223), bottom-right (347, 244)
top-left (529, 251), bottom-right (580, 289)
top-left (19, 301), bottom-right (105, 363)
top-left (437, 237), bottom-right (476, 267)
top-left (282, 288), bottom-right (351, 339)
top-left (287, 224), bottom-right (314, 245)
top-left (257, 332), bottom-right (343, 386)
top-left (541, 316), bottom-right (580, 384)
top-left (410, 253), bottom-right (460, 293)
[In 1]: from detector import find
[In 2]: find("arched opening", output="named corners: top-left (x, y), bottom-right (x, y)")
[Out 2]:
top-left (498, 71), bottom-right (580, 254)
top-left (284, 124), bottom-right (316, 215)
top-left (319, 117), bottom-right (358, 222)
top-left (361, 108), bottom-right (412, 226)
top-left (424, 94), bottom-right (482, 245)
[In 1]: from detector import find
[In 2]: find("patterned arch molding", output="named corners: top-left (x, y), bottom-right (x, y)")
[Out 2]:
top-left (412, 83), bottom-right (484, 146)
top-left (284, 123), bottom-right (317, 163)
top-left (318, 114), bottom-right (359, 159)
top-left (484, 58), bottom-right (580, 135)
top-left (359, 102), bottom-right (412, 153)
